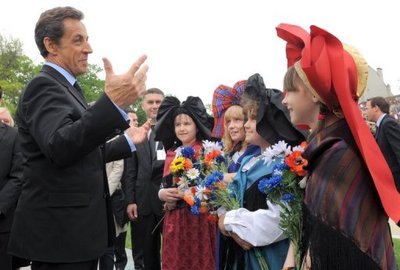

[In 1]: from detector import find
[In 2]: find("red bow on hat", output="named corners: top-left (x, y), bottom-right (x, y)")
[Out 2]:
top-left (276, 23), bottom-right (400, 223)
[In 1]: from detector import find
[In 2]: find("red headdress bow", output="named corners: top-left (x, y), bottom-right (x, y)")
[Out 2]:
top-left (211, 80), bottom-right (246, 138)
top-left (276, 23), bottom-right (400, 223)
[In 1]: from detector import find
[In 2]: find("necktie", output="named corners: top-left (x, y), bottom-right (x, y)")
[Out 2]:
top-left (374, 124), bottom-right (379, 139)
top-left (73, 81), bottom-right (84, 97)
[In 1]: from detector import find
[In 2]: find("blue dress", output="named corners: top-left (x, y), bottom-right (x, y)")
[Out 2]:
top-left (228, 154), bottom-right (289, 270)
top-left (218, 144), bottom-right (260, 269)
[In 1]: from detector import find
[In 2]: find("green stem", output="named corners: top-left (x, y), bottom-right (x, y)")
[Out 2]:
top-left (254, 247), bottom-right (269, 270)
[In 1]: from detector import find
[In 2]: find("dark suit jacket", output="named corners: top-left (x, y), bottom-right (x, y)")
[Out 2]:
top-left (8, 65), bottom-right (132, 263)
top-left (125, 131), bottom-right (164, 216)
top-left (111, 157), bottom-right (130, 227)
top-left (376, 114), bottom-right (400, 190)
top-left (0, 123), bottom-right (23, 233)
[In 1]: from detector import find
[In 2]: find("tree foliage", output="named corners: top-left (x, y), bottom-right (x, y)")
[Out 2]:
top-left (0, 34), bottom-right (40, 114)
top-left (0, 34), bottom-right (106, 115)
top-left (0, 33), bottom-right (170, 127)
top-left (77, 64), bottom-right (105, 103)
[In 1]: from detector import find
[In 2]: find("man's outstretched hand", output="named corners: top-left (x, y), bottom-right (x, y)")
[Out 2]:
top-left (126, 119), bottom-right (151, 145)
top-left (103, 55), bottom-right (149, 108)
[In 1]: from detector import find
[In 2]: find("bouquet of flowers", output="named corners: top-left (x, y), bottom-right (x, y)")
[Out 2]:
top-left (258, 140), bottom-right (308, 269)
top-left (169, 145), bottom-right (202, 191)
top-left (181, 140), bottom-right (238, 221)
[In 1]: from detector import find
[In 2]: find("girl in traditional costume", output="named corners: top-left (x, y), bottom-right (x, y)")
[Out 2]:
top-left (155, 96), bottom-right (217, 270)
top-left (218, 73), bottom-right (305, 270)
top-left (277, 23), bottom-right (399, 269)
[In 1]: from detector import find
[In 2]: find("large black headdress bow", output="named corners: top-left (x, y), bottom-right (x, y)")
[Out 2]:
top-left (244, 73), bottom-right (306, 147)
top-left (154, 96), bottom-right (212, 150)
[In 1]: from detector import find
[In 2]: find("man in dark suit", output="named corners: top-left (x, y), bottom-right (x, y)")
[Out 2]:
top-left (0, 122), bottom-right (25, 270)
top-left (7, 6), bottom-right (150, 270)
top-left (125, 88), bottom-right (165, 270)
top-left (365, 96), bottom-right (400, 192)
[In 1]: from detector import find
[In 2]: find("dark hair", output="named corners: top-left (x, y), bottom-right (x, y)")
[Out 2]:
top-left (144, 88), bottom-right (164, 97)
top-left (35, 6), bottom-right (84, 57)
top-left (240, 92), bottom-right (259, 119)
top-left (368, 96), bottom-right (390, 114)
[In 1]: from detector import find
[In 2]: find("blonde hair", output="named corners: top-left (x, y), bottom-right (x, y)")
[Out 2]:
top-left (0, 107), bottom-right (14, 127)
top-left (222, 105), bottom-right (247, 153)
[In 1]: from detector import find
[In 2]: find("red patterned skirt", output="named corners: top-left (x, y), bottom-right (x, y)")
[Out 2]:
top-left (161, 207), bottom-right (217, 270)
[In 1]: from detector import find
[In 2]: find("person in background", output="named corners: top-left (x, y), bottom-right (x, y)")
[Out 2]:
top-left (8, 6), bottom-right (149, 270)
top-left (365, 96), bottom-right (400, 192)
top-left (100, 145), bottom-right (126, 270)
top-left (0, 111), bottom-right (29, 269)
top-left (155, 96), bottom-right (217, 270)
top-left (0, 107), bottom-right (15, 127)
top-left (125, 88), bottom-right (165, 270)
top-left (277, 23), bottom-right (398, 269)
top-left (128, 111), bottom-right (139, 127)
top-left (218, 74), bottom-right (305, 270)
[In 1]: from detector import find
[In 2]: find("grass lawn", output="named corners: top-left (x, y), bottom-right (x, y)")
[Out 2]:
top-left (125, 226), bottom-right (400, 267)
top-left (395, 239), bottom-right (400, 267)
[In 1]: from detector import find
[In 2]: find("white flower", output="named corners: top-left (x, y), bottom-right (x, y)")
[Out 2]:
top-left (195, 185), bottom-right (208, 200)
top-left (262, 146), bottom-right (277, 166)
top-left (272, 140), bottom-right (292, 156)
top-left (273, 167), bottom-right (284, 176)
top-left (292, 144), bottom-right (306, 153)
top-left (299, 176), bottom-right (308, 189)
top-left (177, 177), bottom-right (189, 191)
top-left (186, 168), bottom-right (200, 180)
top-left (202, 140), bottom-right (223, 154)
top-left (263, 141), bottom-right (294, 165)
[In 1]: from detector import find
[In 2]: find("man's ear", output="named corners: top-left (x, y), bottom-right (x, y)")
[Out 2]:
top-left (43, 37), bottom-right (57, 55)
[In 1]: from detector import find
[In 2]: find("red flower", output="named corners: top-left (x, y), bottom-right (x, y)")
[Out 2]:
top-left (285, 151), bottom-right (308, 177)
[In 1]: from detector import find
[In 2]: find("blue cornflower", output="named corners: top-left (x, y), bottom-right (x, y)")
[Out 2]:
top-left (215, 155), bottom-right (225, 164)
top-left (205, 171), bottom-right (224, 188)
top-left (274, 162), bottom-right (288, 171)
top-left (181, 146), bottom-right (195, 159)
top-left (265, 175), bottom-right (283, 191)
top-left (191, 205), bottom-right (200, 215)
top-left (282, 193), bottom-right (294, 203)
top-left (258, 179), bottom-right (268, 193)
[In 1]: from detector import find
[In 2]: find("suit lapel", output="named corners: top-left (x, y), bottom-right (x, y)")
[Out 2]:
top-left (0, 123), bottom-right (7, 143)
top-left (41, 65), bottom-right (88, 109)
top-left (149, 130), bottom-right (156, 160)
top-left (137, 137), bottom-right (152, 161)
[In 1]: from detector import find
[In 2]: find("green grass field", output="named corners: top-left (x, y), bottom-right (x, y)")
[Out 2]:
top-left (126, 227), bottom-right (400, 267)
top-left (395, 239), bottom-right (400, 266)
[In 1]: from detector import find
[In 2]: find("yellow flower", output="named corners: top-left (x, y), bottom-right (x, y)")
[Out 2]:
top-left (170, 157), bottom-right (186, 173)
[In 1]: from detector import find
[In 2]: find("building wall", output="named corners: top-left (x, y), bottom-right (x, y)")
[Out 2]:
top-left (359, 66), bottom-right (393, 103)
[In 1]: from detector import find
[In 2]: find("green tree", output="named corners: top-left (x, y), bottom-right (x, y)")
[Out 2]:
top-left (125, 97), bottom-right (147, 125)
top-left (0, 34), bottom-right (40, 114)
top-left (77, 63), bottom-right (105, 103)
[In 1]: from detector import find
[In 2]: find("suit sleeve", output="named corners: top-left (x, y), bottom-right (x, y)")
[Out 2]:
top-left (383, 119), bottom-right (400, 166)
top-left (20, 78), bottom-right (130, 167)
top-left (123, 153), bottom-right (138, 204)
top-left (0, 131), bottom-right (23, 216)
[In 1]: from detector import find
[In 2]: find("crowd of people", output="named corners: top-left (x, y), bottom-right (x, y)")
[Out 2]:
top-left (1, 5), bottom-right (400, 270)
